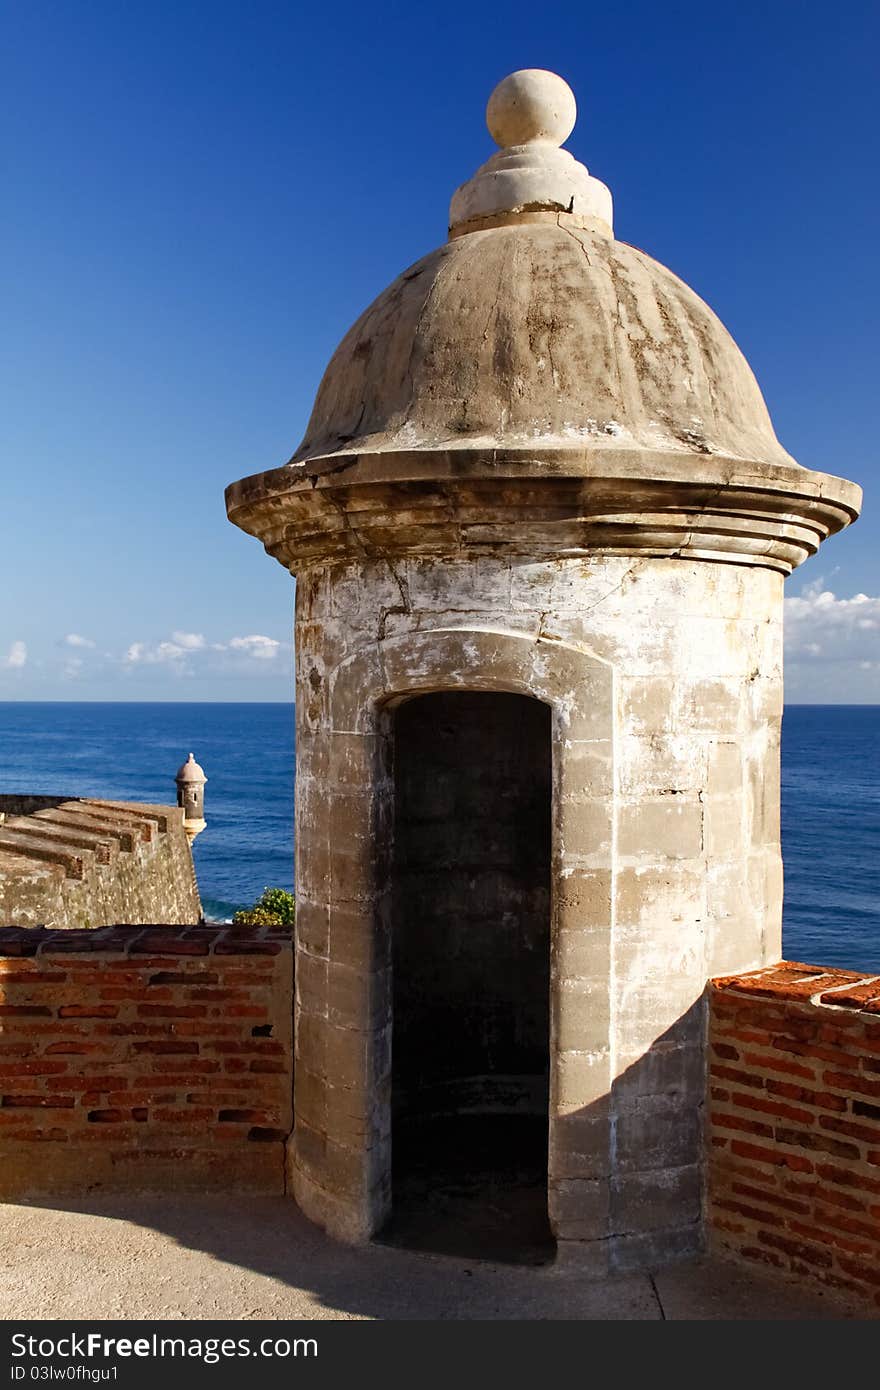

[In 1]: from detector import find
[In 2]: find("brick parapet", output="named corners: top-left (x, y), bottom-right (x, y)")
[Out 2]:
top-left (708, 961), bottom-right (880, 1312)
top-left (0, 923), bottom-right (289, 956)
top-left (0, 924), bottom-right (293, 1196)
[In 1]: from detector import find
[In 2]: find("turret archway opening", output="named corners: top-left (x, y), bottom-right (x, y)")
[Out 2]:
top-left (380, 690), bottom-right (554, 1264)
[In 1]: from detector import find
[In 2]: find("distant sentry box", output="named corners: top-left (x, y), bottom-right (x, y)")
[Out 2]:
top-left (175, 751), bottom-right (207, 841)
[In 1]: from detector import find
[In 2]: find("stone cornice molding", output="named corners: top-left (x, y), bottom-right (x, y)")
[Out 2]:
top-left (225, 452), bottom-right (860, 577)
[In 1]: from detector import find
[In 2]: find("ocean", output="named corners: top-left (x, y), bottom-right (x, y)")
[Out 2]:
top-left (0, 702), bottom-right (877, 971)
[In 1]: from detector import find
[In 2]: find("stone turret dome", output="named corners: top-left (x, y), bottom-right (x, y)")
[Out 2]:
top-left (175, 752), bottom-right (206, 785)
top-left (289, 66), bottom-right (791, 476)
top-left (226, 70), bottom-right (859, 575)
top-left (292, 223), bottom-right (795, 474)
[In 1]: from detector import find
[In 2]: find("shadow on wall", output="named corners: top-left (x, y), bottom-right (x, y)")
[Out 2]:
top-left (0, 796), bottom-right (73, 820)
top-left (374, 1001), bottom-right (707, 1272)
top-left (2, 1010), bottom-right (707, 1319)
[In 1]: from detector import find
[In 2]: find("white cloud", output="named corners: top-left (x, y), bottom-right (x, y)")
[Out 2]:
top-left (226, 635), bottom-right (281, 661)
top-left (154, 641), bottom-right (188, 663)
top-left (64, 633), bottom-right (95, 649)
top-left (4, 640), bottom-right (27, 669)
top-left (785, 582), bottom-right (880, 664)
top-left (125, 638), bottom-right (197, 665)
top-left (123, 631), bottom-right (286, 671)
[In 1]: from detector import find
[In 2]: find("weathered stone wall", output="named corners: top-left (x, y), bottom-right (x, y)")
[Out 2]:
top-left (291, 549), bottom-right (783, 1266)
top-left (0, 923), bottom-right (292, 1196)
top-left (0, 799), bottom-right (202, 929)
top-left (392, 691), bottom-right (551, 1120)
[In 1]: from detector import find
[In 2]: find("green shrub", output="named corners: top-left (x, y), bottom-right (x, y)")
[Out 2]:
top-left (230, 907), bottom-right (279, 926)
top-left (232, 887), bottom-right (295, 928)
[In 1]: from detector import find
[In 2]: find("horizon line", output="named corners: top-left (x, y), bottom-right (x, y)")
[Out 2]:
top-left (1, 699), bottom-right (879, 709)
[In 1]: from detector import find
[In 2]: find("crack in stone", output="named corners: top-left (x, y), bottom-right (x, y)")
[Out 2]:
top-left (578, 561), bottom-right (644, 616)
top-left (648, 1272), bottom-right (667, 1319)
top-left (376, 557), bottom-right (413, 642)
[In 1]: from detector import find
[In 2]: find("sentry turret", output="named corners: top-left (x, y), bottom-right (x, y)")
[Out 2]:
top-left (174, 753), bottom-right (206, 842)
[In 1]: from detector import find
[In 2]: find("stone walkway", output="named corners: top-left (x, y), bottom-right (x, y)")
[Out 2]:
top-left (0, 1197), bottom-right (869, 1320)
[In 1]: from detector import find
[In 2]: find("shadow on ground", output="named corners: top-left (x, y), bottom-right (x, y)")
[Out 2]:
top-left (0, 1195), bottom-right (866, 1321)
top-left (0, 1017), bottom-right (869, 1319)
top-left (377, 1114), bottom-right (554, 1266)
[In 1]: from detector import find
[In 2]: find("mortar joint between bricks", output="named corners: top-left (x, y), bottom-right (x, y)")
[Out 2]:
top-left (808, 975), bottom-right (880, 1014)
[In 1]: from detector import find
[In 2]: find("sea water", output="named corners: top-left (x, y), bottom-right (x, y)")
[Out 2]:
top-left (0, 702), bottom-right (877, 970)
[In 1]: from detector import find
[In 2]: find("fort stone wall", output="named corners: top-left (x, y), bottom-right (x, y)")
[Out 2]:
top-left (0, 799), bottom-right (202, 929)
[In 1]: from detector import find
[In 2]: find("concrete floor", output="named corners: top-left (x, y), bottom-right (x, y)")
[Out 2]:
top-left (0, 1196), bottom-right (869, 1320)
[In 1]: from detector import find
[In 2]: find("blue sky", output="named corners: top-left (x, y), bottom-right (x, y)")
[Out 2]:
top-left (2, 0), bottom-right (878, 701)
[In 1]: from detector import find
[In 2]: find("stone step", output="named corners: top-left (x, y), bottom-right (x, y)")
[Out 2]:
top-left (0, 829), bottom-right (86, 880)
top-left (64, 803), bottom-right (156, 844)
top-left (32, 808), bottom-right (137, 854)
top-left (23, 813), bottom-right (121, 864)
top-left (84, 800), bottom-right (175, 835)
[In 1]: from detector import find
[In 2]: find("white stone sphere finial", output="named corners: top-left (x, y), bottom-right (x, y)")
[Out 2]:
top-left (449, 67), bottom-right (612, 236)
top-left (486, 69), bottom-right (577, 149)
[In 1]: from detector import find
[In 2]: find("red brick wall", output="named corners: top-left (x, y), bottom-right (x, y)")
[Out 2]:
top-left (0, 924), bottom-right (292, 1196)
top-left (708, 962), bottom-right (880, 1310)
